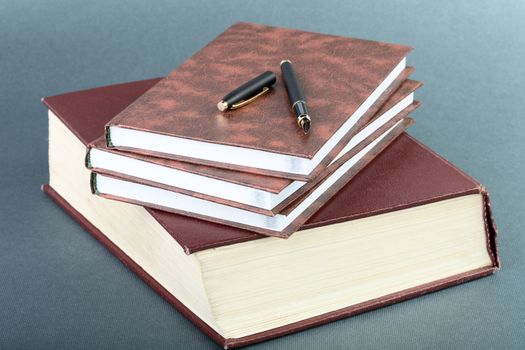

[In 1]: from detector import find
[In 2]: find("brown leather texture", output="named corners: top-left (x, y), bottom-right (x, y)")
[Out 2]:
top-left (107, 22), bottom-right (412, 179)
top-left (88, 80), bottom-right (421, 216)
top-left (90, 67), bottom-right (416, 194)
top-left (42, 184), bottom-right (499, 348)
top-left (92, 117), bottom-right (412, 238)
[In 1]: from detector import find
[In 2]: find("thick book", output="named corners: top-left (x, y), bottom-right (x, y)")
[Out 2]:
top-left (105, 22), bottom-right (413, 180)
top-left (43, 88), bottom-right (499, 348)
top-left (88, 76), bottom-right (421, 216)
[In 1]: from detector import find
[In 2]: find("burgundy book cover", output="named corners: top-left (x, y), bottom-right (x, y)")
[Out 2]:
top-left (88, 78), bottom-right (421, 216)
top-left (42, 184), bottom-right (498, 349)
top-left (43, 78), bottom-right (499, 349)
top-left (105, 22), bottom-right (413, 180)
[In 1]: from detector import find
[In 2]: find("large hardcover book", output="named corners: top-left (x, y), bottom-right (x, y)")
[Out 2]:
top-left (43, 78), bottom-right (499, 348)
top-left (88, 72), bottom-right (421, 216)
top-left (104, 22), bottom-right (413, 180)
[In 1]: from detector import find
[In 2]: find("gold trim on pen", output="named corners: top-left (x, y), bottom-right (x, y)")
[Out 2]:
top-left (230, 87), bottom-right (270, 110)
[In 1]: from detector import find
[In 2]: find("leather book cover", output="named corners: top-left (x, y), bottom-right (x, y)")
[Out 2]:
top-left (88, 77), bottom-right (421, 216)
top-left (42, 182), bottom-right (499, 349)
top-left (90, 66), bottom-right (414, 195)
top-left (42, 78), bottom-right (495, 252)
top-left (42, 184), bottom-right (498, 348)
top-left (105, 22), bottom-right (413, 180)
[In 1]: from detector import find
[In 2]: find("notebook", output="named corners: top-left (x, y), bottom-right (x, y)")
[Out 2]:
top-left (105, 22), bottom-right (413, 180)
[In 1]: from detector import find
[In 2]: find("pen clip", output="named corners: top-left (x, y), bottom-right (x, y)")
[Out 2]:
top-left (231, 87), bottom-right (270, 110)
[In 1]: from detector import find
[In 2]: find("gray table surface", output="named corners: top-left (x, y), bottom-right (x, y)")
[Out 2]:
top-left (1, 1), bottom-right (524, 349)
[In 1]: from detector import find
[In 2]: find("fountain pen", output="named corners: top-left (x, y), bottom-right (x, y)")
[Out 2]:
top-left (280, 60), bottom-right (311, 134)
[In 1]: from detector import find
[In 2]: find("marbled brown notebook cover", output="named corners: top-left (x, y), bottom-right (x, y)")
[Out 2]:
top-left (106, 22), bottom-right (412, 180)
top-left (89, 78), bottom-right (421, 216)
top-left (92, 67), bottom-right (414, 195)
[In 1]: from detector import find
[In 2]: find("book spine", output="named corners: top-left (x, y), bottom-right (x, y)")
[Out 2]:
top-left (482, 190), bottom-right (500, 268)
top-left (105, 126), bottom-right (114, 148)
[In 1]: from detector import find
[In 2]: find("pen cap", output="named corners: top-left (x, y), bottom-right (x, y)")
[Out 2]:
top-left (223, 71), bottom-right (276, 106)
top-left (280, 60), bottom-right (306, 104)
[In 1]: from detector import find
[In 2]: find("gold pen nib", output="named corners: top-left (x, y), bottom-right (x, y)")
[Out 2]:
top-left (298, 115), bottom-right (311, 134)
top-left (217, 100), bottom-right (228, 112)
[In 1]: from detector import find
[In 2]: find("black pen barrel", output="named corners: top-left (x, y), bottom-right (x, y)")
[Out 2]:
top-left (223, 71), bottom-right (276, 106)
top-left (280, 60), bottom-right (305, 104)
top-left (280, 60), bottom-right (311, 133)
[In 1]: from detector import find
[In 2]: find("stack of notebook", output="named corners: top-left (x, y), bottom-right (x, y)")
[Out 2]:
top-left (86, 22), bottom-right (421, 237)
top-left (42, 22), bottom-right (499, 348)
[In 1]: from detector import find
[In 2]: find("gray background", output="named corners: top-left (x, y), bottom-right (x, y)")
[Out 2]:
top-left (1, 0), bottom-right (524, 349)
